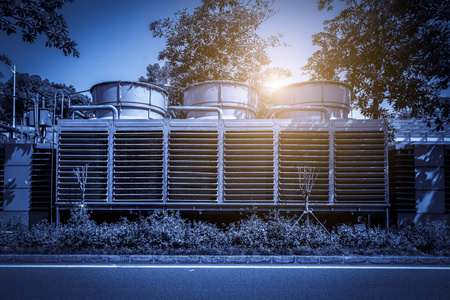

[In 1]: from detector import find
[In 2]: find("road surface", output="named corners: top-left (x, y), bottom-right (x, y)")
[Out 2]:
top-left (1, 264), bottom-right (449, 299)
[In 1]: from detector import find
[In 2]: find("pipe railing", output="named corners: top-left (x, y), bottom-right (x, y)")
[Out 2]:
top-left (266, 105), bottom-right (331, 119)
top-left (167, 106), bottom-right (224, 119)
top-left (69, 105), bottom-right (119, 120)
top-left (0, 121), bottom-right (31, 137)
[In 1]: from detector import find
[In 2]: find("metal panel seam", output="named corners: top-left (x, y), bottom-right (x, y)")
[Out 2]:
top-left (329, 119), bottom-right (335, 204)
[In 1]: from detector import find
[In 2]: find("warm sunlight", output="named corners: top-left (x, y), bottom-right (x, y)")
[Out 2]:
top-left (264, 78), bottom-right (285, 90)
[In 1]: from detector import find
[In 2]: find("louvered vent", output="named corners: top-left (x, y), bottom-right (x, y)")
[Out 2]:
top-left (279, 131), bottom-right (329, 202)
top-left (113, 131), bottom-right (163, 201)
top-left (445, 148), bottom-right (450, 213)
top-left (388, 148), bottom-right (415, 211)
top-left (168, 131), bottom-right (218, 202)
top-left (0, 146), bottom-right (4, 211)
top-left (335, 130), bottom-right (387, 202)
top-left (31, 148), bottom-right (54, 210)
top-left (224, 131), bottom-right (273, 202)
top-left (57, 130), bottom-right (108, 202)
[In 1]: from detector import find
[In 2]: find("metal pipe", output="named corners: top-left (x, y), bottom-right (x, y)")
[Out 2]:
top-left (0, 121), bottom-right (30, 137)
top-left (266, 105), bottom-right (331, 119)
top-left (72, 111), bottom-right (88, 119)
top-left (167, 106), bottom-right (224, 119)
top-left (34, 94), bottom-right (39, 143)
top-left (54, 91), bottom-right (64, 124)
top-left (68, 105), bottom-right (119, 120)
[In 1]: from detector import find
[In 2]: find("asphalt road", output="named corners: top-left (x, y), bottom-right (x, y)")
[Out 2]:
top-left (1, 265), bottom-right (449, 299)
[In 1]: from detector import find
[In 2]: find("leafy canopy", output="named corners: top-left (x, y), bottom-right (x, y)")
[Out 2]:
top-left (0, 73), bottom-right (89, 124)
top-left (0, 0), bottom-right (79, 77)
top-left (147, 0), bottom-right (291, 108)
top-left (304, 0), bottom-right (450, 126)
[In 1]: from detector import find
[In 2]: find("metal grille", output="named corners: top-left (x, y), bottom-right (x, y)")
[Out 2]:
top-left (57, 130), bottom-right (108, 202)
top-left (113, 131), bottom-right (164, 201)
top-left (168, 131), bottom-right (218, 202)
top-left (335, 130), bottom-right (387, 202)
top-left (388, 147), bottom-right (415, 211)
top-left (446, 148), bottom-right (450, 213)
top-left (31, 148), bottom-right (54, 210)
top-left (224, 131), bottom-right (274, 202)
top-left (0, 146), bottom-right (4, 211)
top-left (278, 131), bottom-right (329, 202)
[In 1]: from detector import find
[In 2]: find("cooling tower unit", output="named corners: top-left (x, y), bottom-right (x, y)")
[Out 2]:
top-left (90, 81), bottom-right (168, 119)
top-left (183, 81), bottom-right (258, 119)
top-left (272, 81), bottom-right (351, 119)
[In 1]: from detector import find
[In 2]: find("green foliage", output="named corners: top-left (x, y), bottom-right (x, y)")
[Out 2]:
top-left (305, 0), bottom-right (450, 127)
top-left (146, 0), bottom-right (291, 107)
top-left (0, 72), bottom-right (90, 124)
top-left (0, 0), bottom-right (79, 57)
top-left (1, 209), bottom-right (449, 256)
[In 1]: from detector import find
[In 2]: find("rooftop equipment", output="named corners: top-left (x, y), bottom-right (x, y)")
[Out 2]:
top-left (183, 81), bottom-right (258, 119)
top-left (271, 81), bottom-right (351, 119)
top-left (90, 81), bottom-right (168, 119)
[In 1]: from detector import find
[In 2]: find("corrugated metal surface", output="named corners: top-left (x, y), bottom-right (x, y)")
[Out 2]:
top-left (278, 130), bottom-right (329, 202)
top-left (57, 130), bottom-right (109, 202)
top-left (446, 148), bottom-right (450, 213)
top-left (224, 130), bottom-right (274, 202)
top-left (31, 147), bottom-right (54, 210)
top-left (388, 147), bottom-right (415, 211)
top-left (334, 125), bottom-right (387, 202)
top-left (168, 130), bottom-right (218, 202)
top-left (54, 118), bottom-right (389, 211)
top-left (114, 130), bottom-right (164, 201)
top-left (0, 146), bottom-right (4, 211)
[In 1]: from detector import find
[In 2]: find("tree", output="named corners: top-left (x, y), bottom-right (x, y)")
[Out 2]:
top-left (304, 0), bottom-right (450, 127)
top-left (138, 62), bottom-right (172, 86)
top-left (0, 73), bottom-right (89, 124)
top-left (147, 0), bottom-right (291, 110)
top-left (0, 0), bottom-right (79, 77)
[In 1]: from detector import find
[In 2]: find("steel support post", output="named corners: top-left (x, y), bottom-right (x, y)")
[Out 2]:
top-left (54, 123), bottom-right (61, 223)
top-left (383, 120), bottom-right (390, 221)
top-left (56, 206), bottom-right (60, 227)
top-left (273, 119), bottom-right (280, 204)
top-left (162, 118), bottom-right (170, 203)
top-left (218, 119), bottom-right (224, 203)
top-left (329, 119), bottom-right (335, 204)
top-left (107, 120), bottom-right (114, 203)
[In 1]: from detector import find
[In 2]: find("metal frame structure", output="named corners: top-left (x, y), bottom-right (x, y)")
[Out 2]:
top-left (55, 117), bottom-right (389, 219)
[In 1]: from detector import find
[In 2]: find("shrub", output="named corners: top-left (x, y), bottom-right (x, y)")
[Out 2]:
top-left (1, 208), bottom-right (449, 256)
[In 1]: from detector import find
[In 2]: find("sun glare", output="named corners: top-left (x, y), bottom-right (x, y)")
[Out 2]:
top-left (265, 79), bottom-right (285, 90)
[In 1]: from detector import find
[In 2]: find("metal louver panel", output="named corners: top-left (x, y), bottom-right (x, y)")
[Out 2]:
top-left (168, 130), bottom-right (218, 202)
top-left (335, 130), bottom-right (387, 202)
top-left (31, 148), bottom-right (54, 210)
top-left (113, 130), bottom-right (163, 201)
top-left (389, 147), bottom-right (415, 211)
top-left (0, 146), bottom-right (4, 211)
top-left (57, 130), bottom-right (108, 202)
top-left (224, 131), bottom-right (273, 202)
top-left (279, 130), bottom-right (329, 202)
top-left (445, 148), bottom-right (450, 213)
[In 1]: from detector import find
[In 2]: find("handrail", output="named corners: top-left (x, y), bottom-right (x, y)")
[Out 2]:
top-left (0, 121), bottom-right (31, 137)
top-left (68, 105), bottom-right (119, 120)
top-left (167, 106), bottom-right (224, 119)
top-left (266, 105), bottom-right (331, 119)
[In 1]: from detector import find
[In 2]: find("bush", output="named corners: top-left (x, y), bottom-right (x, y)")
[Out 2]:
top-left (1, 208), bottom-right (449, 256)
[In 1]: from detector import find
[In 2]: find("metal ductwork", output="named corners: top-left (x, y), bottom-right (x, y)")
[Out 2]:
top-left (272, 81), bottom-right (351, 119)
top-left (90, 81), bottom-right (168, 119)
top-left (183, 81), bottom-right (258, 119)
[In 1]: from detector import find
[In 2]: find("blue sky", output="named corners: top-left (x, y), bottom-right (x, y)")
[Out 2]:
top-left (0, 0), bottom-right (339, 92)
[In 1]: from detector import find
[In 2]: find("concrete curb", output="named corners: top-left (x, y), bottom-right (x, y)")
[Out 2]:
top-left (1, 255), bottom-right (450, 265)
